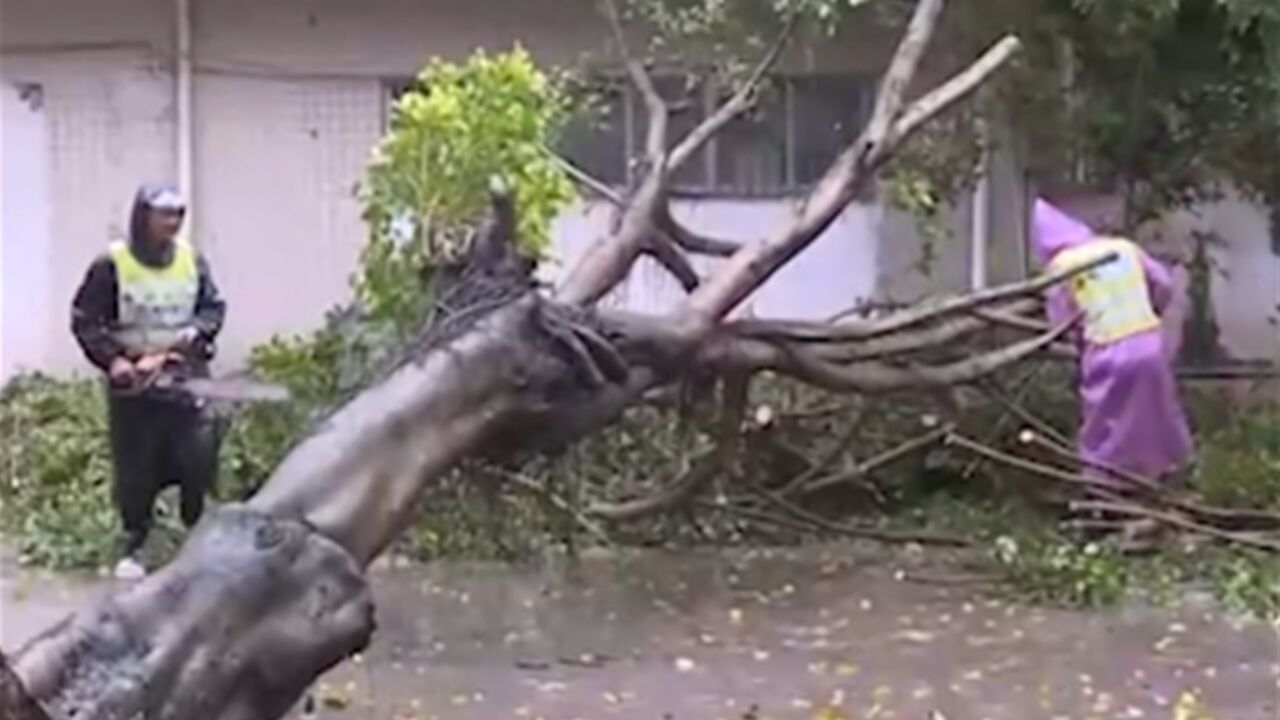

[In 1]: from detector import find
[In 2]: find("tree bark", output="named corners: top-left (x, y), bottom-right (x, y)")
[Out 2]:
top-left (12, 506), bottom-right (373, 720)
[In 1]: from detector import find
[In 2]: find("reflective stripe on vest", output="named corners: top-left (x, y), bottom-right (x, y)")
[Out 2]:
top-left (109, 241), bottom-right (199, 354)
top-left (1049, 237), bottom-right (1160, 345)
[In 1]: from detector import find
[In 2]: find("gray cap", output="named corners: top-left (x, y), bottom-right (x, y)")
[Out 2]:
top-left (143, 186), bottom-right (186, 211)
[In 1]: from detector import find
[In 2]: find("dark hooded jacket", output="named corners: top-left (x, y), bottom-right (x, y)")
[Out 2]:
top-left (70, 184), bottom-right (226, 372)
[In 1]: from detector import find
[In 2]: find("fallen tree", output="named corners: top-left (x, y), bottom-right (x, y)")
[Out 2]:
top-left (3, 0), bottom-right (1063, 716)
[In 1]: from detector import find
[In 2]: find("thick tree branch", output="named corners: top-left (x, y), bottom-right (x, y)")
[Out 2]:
top-left (602, 0), bottom-right (668, 163)
top-left (730, 254), bottom-right (1109, 342)
top-left (555, 161), bottom-right (668, 304)
top-left (555, 0), bottom-right (683, 305)
top-left (889, 36), bottom-right (1023, 146)
top-left (667, 14), bottom-right (797, 171)
top-left (708, 313), bottom-right (1079, 393)
top-left (683, 0), bottom-right (1022, 326)
top-left (864, 0), bottom-right (945, 146)
top-left (656, 203), bottom-right (739, 256)
top-left (547, 148), bottom-right (737, 261)
top-left (645, 236), bottom-right (701, 291)
top-left (814, 299), bottom-right (1039, 362)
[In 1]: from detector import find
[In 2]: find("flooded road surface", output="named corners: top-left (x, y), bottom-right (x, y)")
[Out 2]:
top-left (3, 545), bottom-right (1277, 719)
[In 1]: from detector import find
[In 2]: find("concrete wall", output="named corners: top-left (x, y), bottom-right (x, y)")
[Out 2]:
top-left (1, 80), bottom-right (52, 378)
top-left (1143, 192), bottom-right (1280, 363)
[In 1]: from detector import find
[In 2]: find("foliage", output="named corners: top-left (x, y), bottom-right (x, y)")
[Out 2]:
top-left (1190, 402), bottom-right (1280, 511)
top-left (971, 0), bottom-right (1278, 222)
top-left (992, 532), bottom-right (1130, 607)
top-left (0, 376), bottom-right (119, 569)
top-left (357, 47), bottom-right (576, 334)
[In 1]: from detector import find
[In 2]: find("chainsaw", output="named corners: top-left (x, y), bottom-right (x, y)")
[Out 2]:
top-left (111, 369), bottom-right (291, 405)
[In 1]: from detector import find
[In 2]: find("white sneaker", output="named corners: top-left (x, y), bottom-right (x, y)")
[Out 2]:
top-left (113, 556), bottom-right (147, 581)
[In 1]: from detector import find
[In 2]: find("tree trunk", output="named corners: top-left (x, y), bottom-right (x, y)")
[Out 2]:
top-left (10, 506), bottom-right (373, 720)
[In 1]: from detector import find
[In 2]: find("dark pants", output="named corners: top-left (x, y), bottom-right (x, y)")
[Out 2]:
top-left (108, 392), bottom-right (222, 555)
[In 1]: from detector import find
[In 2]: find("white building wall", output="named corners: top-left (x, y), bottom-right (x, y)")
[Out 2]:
top-left (0, 48), bottom-right (173, 378)
top-left (1, 80), bottom-right (52, 379)
top-left (1144, 192), bottom-right (1280, 363)
top-left (1, 0), bottom-right (174, 379)
top-left (192, 74), bottom-right (383, 362)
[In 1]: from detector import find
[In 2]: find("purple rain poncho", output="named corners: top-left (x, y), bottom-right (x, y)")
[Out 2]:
top-left (1033, 199), bottom-right (1194, 482)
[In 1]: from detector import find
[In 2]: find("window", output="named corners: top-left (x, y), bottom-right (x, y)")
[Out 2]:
top-left (385, 73), bottom-right (876, 197)
top-left (561, 73), bottom-right (876, 196)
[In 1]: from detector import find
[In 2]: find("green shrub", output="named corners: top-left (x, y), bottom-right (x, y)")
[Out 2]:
top-left (0, 376), bottom-right (117, 569)
top-left (1191, 404), bottom-right (1279, 511)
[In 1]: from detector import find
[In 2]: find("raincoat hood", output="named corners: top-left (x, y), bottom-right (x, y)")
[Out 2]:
top-left (1032, 198), bottom-right (1095, 264)
top-left (127, 183), bottom-right (186, 267)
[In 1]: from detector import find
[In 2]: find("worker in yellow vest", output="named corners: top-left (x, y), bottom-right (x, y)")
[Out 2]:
top-left (1032, 198), bottom-right (1193, 486)
top-left (71, 184), bottom-right (226, 580)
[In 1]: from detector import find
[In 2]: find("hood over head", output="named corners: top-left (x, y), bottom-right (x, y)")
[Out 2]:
top-left (1032, 197), bottom-right (1094, 264)
top-left (127, 183), bottom-right (186, 266)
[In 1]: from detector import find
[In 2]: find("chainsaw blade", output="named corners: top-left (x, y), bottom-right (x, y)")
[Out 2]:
top-left (179, 377), bottom-right (292, 404)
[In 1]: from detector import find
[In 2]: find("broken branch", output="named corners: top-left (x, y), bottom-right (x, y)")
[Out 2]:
top-left (667, 13), bottom-right (797, 170)
top-left (732, 257), bottom-right (1106, 343)
top-left (863, 0), bottom-right (945, 147)
top-left (889, 36), bottom-right (1023, 146)
top-left (1069, 500), bottom-right (1280, 553)
top-left (656, 204), bottom-right (739, 256)
top-left (645, 236), bottom-right (701, 290)
top-left (722, 313), bottom-right (1078, 393)
top-left (803, 424), bottom-right (951, 495)
top-left (683, 0), bottom-right (1021, 324)
top-left (601, 0), bottom-right (667, 163)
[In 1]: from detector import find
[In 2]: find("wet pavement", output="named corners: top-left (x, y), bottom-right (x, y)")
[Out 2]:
top-left (2, 545), bottom-right (1277, 719)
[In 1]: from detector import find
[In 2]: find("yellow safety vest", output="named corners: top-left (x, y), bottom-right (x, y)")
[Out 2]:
top-left (1048, 237), bottom-right (1160, 345)
top-left (109, 240), bottom-right (199, 354)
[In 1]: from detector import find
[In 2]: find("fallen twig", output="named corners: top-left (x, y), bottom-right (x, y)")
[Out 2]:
top-left (802, 423), bottom-right (951, 496)
top-left (694, 498), bottom-right (970, 547)
top-left (1069, 500), bottom-right (1280, 553)
top-left (751, 475), bottom-right (969, 547)
top-left (900, 571), bottom-right (1000, 586)
top-left (1016, 430), bottom-right (1160, 493)
top-left (499, 470), bottom-right (613, 546)
top-left (961, 359), bottom-right (1051, 480)
top-left (775, 407), bottom-right (866, 495)
top-left (1017, 431), bottom-right (1280, 529)
top-left (980, 382), bottom-right (1073, 449)
top-left (945, 432), bottom-right (1126, 497)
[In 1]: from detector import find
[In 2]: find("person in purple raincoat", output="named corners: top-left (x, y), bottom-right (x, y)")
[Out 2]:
top-left (1032, 198), bottom-right (1194, 484)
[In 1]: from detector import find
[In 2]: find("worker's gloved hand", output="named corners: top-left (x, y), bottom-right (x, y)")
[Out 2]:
top-left (136, 352), bottom-right (181, 376)
top-left (173, 326), bottom-right (201, 351)
top-left (108, 356), bottom-right (138, 386)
